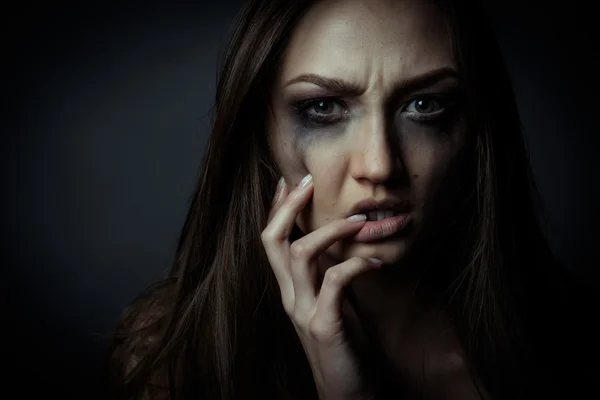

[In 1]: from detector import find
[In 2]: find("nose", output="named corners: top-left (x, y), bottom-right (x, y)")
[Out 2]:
top-left (349, 114), bottom-right (402, 184)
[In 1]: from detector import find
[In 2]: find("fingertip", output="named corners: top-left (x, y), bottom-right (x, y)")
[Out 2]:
top-left (367, 257), bottom-right (384, 267)
top-left (297, 173), bottom-right (313, 189)
top-left (272, 176), bottom-right (287, 204)
top-left (346, 213), bottom-right (367, 222)
top-left (277, 176), bottom-right (286, 188)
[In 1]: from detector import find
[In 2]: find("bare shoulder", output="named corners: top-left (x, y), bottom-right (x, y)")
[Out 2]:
top-left (110, 280), bottom-right (176, 399)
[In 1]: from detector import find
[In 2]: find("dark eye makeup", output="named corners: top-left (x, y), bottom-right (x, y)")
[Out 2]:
top-left (290, 91), bottom-right (464, 128)
top-left (291, 98), bottom-right (350, 126)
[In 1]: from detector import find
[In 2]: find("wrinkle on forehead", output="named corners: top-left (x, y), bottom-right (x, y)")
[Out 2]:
top-left (278, 0), bottom-right (454, 94)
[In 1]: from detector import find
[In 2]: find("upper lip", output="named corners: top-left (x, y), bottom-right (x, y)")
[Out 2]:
top-left (346, 198), bottom-right (412, 218)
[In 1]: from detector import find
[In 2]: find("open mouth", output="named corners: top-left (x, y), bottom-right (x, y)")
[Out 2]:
top-left (365, 210), bottom-right (398, 221)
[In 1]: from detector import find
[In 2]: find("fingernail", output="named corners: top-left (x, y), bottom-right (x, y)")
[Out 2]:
top-left (347, 214), bottom-right (367, 222)
top-left (298, 174), bottom-right (313, 189)
top-left (368, 258), bottom-right (383, 266)
top-left (274, 176), bottom-right (285, 202)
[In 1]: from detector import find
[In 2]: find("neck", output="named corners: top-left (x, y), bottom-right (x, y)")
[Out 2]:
top-left (346, 247), bottom-right (479, 397)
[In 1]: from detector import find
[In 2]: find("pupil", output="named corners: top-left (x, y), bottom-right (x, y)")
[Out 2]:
top-left (416, 99), bottom-right (434, 113)
top-left (316, 101), bottom-right (332, 113)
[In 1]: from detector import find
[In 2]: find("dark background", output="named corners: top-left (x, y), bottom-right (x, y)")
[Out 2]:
top-left (2, 1), bottom-right (598, 398)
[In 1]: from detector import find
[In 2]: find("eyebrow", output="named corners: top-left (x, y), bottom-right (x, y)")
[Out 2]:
top-left (283, 67), bottom-right (461, 99)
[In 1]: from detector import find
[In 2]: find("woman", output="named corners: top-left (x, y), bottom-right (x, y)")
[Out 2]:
top-left (109, 0), bottom-right (596, 398)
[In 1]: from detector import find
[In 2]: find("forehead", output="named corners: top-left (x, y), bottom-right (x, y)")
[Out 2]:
top-left (278, 0), bottom-right (455, 90)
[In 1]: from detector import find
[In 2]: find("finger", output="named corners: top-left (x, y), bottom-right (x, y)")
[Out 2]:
top-left (317, 252), bottom-right (339, 283)
top-left (289, 215), bottom-right (367, 306)
top-left (310, 257), bottom-right (381, 339)
top-left (261, 225), bottom-right (293, 300)
top-left (263, 174), bottom-right (314, 243)
top-left (268, 177), bottom-right (289, 223)
top-left (262, 178), bottom-right (293, 307)
top-left (261, 175), bottom-right (313, 311)
top-left (341, 290), bottom-right (371, 354)
top-left (262, 244), bottom-right (295, 314)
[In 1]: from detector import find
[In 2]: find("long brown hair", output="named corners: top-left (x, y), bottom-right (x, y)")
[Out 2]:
top-left (110, 0), bottom-right (582, 398)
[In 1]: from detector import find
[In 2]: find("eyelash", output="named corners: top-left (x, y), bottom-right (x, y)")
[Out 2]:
top-left (293, 98), bottom-right (348, 125)
top-left (293, 94), bottom-right (460, 126)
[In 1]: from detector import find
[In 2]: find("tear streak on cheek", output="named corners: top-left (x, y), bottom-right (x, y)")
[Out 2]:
top-left (279, 150), bottom-right (310, 189)
top-left (291, 126), bottom-right (317, 153)
top-left (292, 122), bottom-right (346, 152)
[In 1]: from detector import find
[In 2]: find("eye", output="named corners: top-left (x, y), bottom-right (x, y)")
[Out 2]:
top-left (304, 99), bottom-right (347, 118)
top-left (405, 96), bottom-right (444, 115)
top-left (294, 98), bottom-right (349, 125)
top-left (400, 94), bottom-right (460, 123)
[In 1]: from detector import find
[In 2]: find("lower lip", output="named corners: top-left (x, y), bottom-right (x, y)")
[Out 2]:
top-left (352, 214), bottom-right (411, 242)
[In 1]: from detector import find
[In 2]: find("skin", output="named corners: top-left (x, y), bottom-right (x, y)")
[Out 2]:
top-left (263, 0), bottom-right (487, 397)
top-left (268, 0), bottom-right (468, 266)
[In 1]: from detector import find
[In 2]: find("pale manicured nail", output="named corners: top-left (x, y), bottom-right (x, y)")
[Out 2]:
top-left (274, 177), bottom-right (286, 202)
top-left (277, 176), bottom-right (286, 189)
top-left (368, 258), bottom-right (383, 266)
top-left (347, 214), bottom-right (367, 222)
top-left (298, 174), bottom-right (313, 189)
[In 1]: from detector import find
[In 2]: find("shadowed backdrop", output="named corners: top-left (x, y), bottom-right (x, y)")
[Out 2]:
top-left (3, 1), bottom-right (598, 398)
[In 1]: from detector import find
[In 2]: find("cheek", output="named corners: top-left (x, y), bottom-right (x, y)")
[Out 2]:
top-left (399, 120), bottom-right (467, 200)
top-left (269, 124), bottom-right (310, 188)
top-left (405, 143), bottom-right (453, 194)
top-left (269, 120), bottom-right (346, 234)
top-left (271, 114), bottom-right (347, 184)
top-left (297, 143), bottom-right (347, 231)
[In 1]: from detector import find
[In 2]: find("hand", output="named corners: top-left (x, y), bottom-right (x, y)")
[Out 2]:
top-left (261, 175), bottom-right (382, 400)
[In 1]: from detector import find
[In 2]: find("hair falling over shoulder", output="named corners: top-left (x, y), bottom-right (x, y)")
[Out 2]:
top-left (110, 1), bottom-right (320, 399)
top-left (108, 1), bottom-right (596, 399)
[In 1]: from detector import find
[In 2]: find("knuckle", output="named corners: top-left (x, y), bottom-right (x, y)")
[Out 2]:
top-left (260, 230), bottom-right (271, 244)
top-left (282, 299), bottom-right (294, 316)
top-left (307, 318), bottom-right (331, 341)
top-left (289, 240), bottom-right (311, 260)
top-left (260, 226), bottom-right (277, 243)
top-left (323, 267), bottom-right (344, 287)
top-left (350, 256), bottom-right (369, 268)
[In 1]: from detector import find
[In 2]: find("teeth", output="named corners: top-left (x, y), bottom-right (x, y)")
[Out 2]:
top-left (367, 210), bottom-right (395, 221)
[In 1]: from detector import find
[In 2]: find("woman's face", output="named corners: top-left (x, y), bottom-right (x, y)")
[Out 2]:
top-left (267, 0), bottom-right (469, 266)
